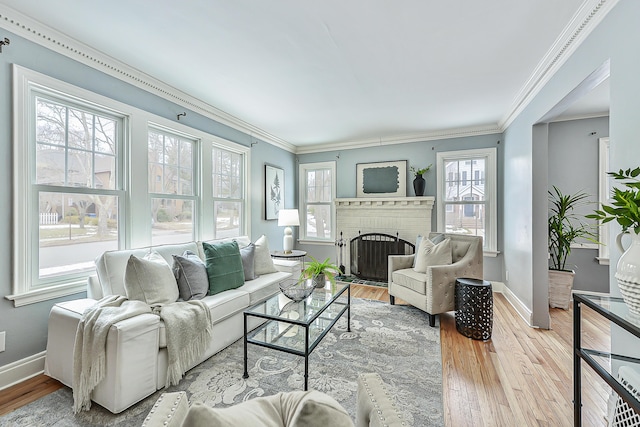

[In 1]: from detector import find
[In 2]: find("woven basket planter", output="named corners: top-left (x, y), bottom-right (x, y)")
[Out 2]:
top-left (548, 269), bottom-right (575, 310)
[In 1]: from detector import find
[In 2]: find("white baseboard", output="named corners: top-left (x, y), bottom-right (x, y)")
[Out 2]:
top-left (0, 351), bottom-right (46, 391)
top-left (492, 281), bottom-right (534, 327)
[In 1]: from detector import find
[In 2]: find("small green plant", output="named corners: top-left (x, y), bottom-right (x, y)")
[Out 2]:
top-left (299, 256), bottom-right (341, 286)
top-left (587, 167), bottom-right (640, 234)
top-left (548, 186), bottom-right (599, 271)
top-left (410, 164), bottom-right (432, 176)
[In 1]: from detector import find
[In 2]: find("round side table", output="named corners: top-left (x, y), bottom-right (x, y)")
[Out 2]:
top-left (270, 250), bottom-right (307, 262)
top-left (455, 278), bottom-right (493, 341)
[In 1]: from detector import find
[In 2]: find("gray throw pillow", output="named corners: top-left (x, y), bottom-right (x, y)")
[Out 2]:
top-left (124, 251), bottom-right (178, 305)
top-left (173, 250), bottom-right (208, 301)
top-left (239, 243), bottom-right (257, 281)
top-left (203, 241), bottom-right (245, 295)
top-left (254, 234), bottom-right (277, 275)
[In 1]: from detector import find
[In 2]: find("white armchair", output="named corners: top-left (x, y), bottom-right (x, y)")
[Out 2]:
top-left (388, 233), bottom-right (483, 326)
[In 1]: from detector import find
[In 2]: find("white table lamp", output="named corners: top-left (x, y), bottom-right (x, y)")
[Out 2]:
top-left (278, 209), bottom-right (300, 254)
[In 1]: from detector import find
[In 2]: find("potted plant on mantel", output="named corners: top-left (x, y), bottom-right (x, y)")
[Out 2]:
top-left (300, 256), bottom-right (341, 289)
top-left (548, 186), bottom-right (599, 309)
top-left (587, 167), bottom-right (640, 314)
top-left (410, 164), bottom-right (432, 197)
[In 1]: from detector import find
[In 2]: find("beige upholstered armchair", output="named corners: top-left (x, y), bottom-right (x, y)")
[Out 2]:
top-left (388, 233), bottom-right (483, 327)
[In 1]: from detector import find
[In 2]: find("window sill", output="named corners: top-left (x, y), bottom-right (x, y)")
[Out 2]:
top-left (483, 250), bottom-right (500, 258)
top-left (5, 280), bottom-right (87, 307)
top-left (596, 257), bottom-right (610, 266)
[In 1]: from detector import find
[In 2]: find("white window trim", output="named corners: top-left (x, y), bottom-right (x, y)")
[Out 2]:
top-left (597, 137), bottom-right (610, 265)
top-left (436, 147), bottom-right (497, 254)
top-left (298, 161), bottom-right (336, 244)
top-left (8, 65), bottom-right (250, 306)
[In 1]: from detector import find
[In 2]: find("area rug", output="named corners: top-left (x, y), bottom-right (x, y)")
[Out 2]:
top-left (0, 299), bottom-right (443, 426)
top-left (336, 275), bottom-right (388, 287)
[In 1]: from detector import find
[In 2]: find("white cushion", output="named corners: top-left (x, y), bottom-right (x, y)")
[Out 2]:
top-left (124, 252), bottom-right (179, 305)
top-left (413, 237), bottom-right (452, 273)
top-left (254, 235), bottom-right (277, 275)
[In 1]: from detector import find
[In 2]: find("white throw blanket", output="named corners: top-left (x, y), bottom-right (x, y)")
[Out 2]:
top-left (73, 297), bottom-right (212, 413)
top-left (156, 300), bottom-right (212, 388)
top-left (72, 295), bottom-right (151, 413)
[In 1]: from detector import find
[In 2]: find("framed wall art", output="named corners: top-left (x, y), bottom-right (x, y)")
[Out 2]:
top-left (265, 164), bottom-right (284, 220)
top-left (356, 160), bottom-right (407, 197)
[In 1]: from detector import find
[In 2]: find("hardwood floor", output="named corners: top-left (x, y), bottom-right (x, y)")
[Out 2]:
top-left (0, 284), bottom-right (611, 426)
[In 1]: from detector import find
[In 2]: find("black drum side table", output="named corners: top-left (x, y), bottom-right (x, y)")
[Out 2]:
top-left (455, 278), bottom-right (493, 341)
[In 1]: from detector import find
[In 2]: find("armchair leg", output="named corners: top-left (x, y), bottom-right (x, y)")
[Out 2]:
top-left (389, 295), bottom-right (395, 305)
top-left (428, 313), bottom-right (435, 327)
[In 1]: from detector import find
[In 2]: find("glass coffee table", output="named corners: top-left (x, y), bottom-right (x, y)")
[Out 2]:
top-left (243, 282), bottom-right (350, 390)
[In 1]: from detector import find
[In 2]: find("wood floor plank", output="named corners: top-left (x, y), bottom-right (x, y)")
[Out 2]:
top-left (0, 285), bottom-right (611, 426)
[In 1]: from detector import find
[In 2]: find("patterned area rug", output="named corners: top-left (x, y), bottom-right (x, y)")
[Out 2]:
top-left (0, 299), bottom-right (443, 426)
top-left (336, 276), bottom-right (388, 287)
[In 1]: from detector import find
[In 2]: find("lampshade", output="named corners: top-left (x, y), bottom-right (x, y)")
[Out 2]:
top-left (278, 209), bottom-right (299, 254)
top-left (278, 209), bottom-right (300, 227)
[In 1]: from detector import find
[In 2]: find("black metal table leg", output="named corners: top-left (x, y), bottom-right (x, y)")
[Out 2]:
top-left (243, 312), bottom-right (249, 379)
top-left (304, 326), bottom-right (309, 390)
top-left (347, 285), bottom-right (351, 332)
top-left (573, 298), bottom-right (581, 427)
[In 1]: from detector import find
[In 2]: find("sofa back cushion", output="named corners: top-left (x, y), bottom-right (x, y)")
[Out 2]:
top-left (203, 241), bottom-right (245, 295)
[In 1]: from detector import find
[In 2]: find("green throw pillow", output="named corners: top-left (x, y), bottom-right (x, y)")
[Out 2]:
top-left (203, 241), bottom-right (245, 295)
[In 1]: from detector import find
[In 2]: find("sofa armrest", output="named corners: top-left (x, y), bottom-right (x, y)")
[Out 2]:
top-left (142, 391), bottom-right (189, 427)
top-left (87, 275), bottom-right (103, 300)
top-left (356, 373), bottom-right (405, 427)
top-left (388, 254), bottom-right (414, 284)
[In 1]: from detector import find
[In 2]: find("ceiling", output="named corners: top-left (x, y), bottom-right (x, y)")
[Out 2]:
top-left (0, 1), bottom-right (610, 150)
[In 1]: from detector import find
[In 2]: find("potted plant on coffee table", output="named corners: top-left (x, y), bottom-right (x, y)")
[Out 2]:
top-left (548, 186), bottom-right (599, 309)
top-left (300, 256), bottom-right (341, 289)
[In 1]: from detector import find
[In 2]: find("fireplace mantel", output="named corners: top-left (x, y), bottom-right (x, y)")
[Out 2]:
top-left (335, 196), bottom-right (435, 208)
top-left (335, 196), bottom-right (434, 276)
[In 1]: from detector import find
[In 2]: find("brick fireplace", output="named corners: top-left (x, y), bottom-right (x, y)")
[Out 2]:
top-left (335, 196), bottom-right (435, 276)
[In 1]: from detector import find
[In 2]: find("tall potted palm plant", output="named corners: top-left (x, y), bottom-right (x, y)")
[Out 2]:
top-left (548, 186), bottom-right (598, 309)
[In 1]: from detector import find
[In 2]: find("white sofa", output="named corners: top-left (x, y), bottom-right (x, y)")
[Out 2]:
top-left (44, 236), bottom-right (298, 414)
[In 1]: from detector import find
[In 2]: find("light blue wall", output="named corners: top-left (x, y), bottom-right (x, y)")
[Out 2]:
top-left (0, 29), bottom-right (295, 367)
top-left (297, 133), bottom-right (504, 282)
top-left (503, 0), bottom-right (640, 327)
top-left (548, 117), bottom-right (610, 294)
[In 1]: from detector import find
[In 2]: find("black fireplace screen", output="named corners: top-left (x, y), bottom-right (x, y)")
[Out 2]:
top-left (350, 233), bottom-right (415, 282)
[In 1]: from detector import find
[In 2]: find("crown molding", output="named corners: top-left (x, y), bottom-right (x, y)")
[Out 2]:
top-left (295, 124), bottom-right (502, 154)
top-left (551, 111), bottom-right (609, 123)
top-left (0, 5), bottom-right (296, 154)
top-left (499, 0), bottom-right (619, 130)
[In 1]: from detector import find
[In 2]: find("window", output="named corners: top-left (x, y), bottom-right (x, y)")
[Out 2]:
top-left (10, 65), bottom-right (250, 306)
top-left (436, 148), bottom-right (497, 254)
top-left (212, 147), bottom-right (245, 239)
top-left (299, 162), bottom-right (336, 242)
top-left (148, 127), bottom-right (197, 245)
top-left (12, 67), bottom-right (126, 304)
